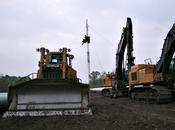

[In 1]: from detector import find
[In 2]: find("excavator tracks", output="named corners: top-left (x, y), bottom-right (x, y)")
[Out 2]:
top-left (130, 85), bottom-right (172, 103)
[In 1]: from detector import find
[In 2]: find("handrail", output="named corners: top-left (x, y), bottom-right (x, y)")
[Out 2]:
top-left (9, 73), bottom-right (38, 86)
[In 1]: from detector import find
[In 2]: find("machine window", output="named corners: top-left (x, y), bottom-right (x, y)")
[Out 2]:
top-left (50, 54), bottom-right (62, 64)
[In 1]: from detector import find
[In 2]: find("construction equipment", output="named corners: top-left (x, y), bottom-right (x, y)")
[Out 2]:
top-left (3, 47), bottom-right (91, 117)
top-left (99, 17), bottom-right (134, 98)
top-left (110, 17), bottom-right (135, 98)
top-left (90, 73), bottom-right (114, 96)
top-left (129, 23), bottom-right (175, 103)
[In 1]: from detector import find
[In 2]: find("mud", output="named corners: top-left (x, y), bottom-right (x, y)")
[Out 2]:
top-left (0, 93), bottom-right (175, 130)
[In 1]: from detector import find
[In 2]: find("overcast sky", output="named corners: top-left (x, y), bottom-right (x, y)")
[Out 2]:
top-left (0, 0), bottom-right (174, 83)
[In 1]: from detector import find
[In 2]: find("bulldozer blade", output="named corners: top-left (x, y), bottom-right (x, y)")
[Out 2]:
top-left (3, 79), bottom-right (92, 117)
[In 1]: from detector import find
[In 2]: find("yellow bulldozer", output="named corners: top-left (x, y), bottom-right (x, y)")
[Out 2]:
top-left (3, 47), bottom-right (91, 117)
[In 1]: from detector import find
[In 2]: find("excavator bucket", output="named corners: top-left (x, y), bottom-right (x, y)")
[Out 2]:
top-left (3, 79), bottom-right (91, 117)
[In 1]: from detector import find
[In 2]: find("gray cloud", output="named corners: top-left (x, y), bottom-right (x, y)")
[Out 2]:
top-left (0, 0), bottom-right (174, 82)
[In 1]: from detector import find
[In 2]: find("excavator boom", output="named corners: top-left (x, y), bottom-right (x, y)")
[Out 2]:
top-left (116, 17), bottom-right (135, 81)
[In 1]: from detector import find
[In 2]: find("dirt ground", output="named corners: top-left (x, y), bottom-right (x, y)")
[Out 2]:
top-left (0, 92), bottom-right (175, 130)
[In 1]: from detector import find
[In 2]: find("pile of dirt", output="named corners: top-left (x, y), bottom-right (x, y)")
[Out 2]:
top-left (0, 93), bottom-right (175, 130)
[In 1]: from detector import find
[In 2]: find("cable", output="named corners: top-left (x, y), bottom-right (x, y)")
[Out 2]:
top-left (88, 25), bottom-right (116, 47)
top-left (91, 42), bottom-right (105, 72)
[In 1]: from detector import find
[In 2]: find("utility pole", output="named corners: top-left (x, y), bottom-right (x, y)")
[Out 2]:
top-left (82, 19), bottom-right (91, 84)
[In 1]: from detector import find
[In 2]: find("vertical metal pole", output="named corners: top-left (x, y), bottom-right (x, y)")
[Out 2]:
top-left (86, 19), bottom-right (91, 84)
top-left (86, 19), bottom-right (88, 36)
top-left (87, 41), bottom-right (90, 83)
top-left (62, 48), bottom-right (67, 79)
top-left (39, 48), bottom-right (45, 79)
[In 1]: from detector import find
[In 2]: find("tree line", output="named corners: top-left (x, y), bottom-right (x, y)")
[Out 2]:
top-left (0, 74), bottom-right (23, 92)
top-left (0, 71), bottom-right (111, 91)
top-left (89, 71), bottom-right (114, 87)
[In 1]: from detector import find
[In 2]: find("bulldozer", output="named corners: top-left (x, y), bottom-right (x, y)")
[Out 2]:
top-left (3, 47), bottom-right (91, 117)
top-left (129, 22), bottom-right (175, 103)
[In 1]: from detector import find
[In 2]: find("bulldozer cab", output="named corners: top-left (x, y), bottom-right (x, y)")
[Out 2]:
top-left (37, 48), bottom-right (77, 81)
top-left (49, 53), bottom-right (63, 64)
top-left (47, 50), bottom-right (73, 66)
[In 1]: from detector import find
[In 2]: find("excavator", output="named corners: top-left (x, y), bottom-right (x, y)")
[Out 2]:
top-left (99, 17), bottom-right (134, 98)
top-left (3, 47), bottom-right (91, 117)
top-left (110, 17), bottom-right (135, 97)
top-left (129, 23), bottom-right (175, 103)
top-left (103, 18), bottom-right (175, 104)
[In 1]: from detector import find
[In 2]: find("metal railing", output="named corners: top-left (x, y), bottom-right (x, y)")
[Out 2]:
top-left (10, 73), bottom-right (38, 86)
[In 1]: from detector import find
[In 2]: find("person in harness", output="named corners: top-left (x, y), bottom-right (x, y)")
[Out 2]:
top-left (112, 81), bottom-right (118, 91)
top-left (111, 80), bottom-right (119, 98)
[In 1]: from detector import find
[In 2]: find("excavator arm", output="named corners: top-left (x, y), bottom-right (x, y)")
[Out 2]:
top-left (115, 17), bottom-right (135, 81)
top-left (115, 27), bottom-right (127, 80)
top-left (156, 23), bottom-right (175, 73)
top-left (156, 23), bottom-right (175, 85)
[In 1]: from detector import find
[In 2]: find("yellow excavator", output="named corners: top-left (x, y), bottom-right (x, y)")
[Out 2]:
top-left (103, 18), bottom-right (175, 103)
top-left (129, 23), bottom-right (175, 103)
top-left (3, 47), bottom-right (91, 117)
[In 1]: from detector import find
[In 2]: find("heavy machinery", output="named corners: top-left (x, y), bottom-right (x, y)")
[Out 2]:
top-left (110, 17), bottom-right (135, 97)
top-left (97, 17), bottom-right (135, 97)
top-left (129, 23), bottom-right (175, 103)
top-left (90, 72), bottom-right (114, 96)
top-left (37, 47), bottom-right (77, 81)
top-left (3, 47), bottom-right (91, 117)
